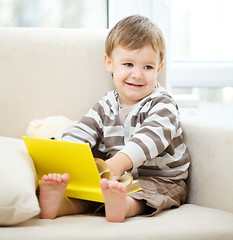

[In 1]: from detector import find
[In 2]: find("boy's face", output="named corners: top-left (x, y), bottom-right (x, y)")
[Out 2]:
top-left (105, 45), bottom-right (163, 108)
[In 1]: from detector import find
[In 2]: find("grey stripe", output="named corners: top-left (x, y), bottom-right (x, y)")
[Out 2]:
top-left (130, 137), bottom-right (152, 160)
top-left (130, 94), bottom-right (178, 127)
top-left (103, 136), bottom-right (125, 148)
top-left (161, 135), bottom-right (183, 156)
top-left (93, 102), bottom-right (122, 127)
top-left (131, 112), bottom-right (148, 126)
top-left (130, 106), bottom-right (176, 128)
top-left (74, 125), bottom-right (98, 140)
top-left (102, 116), bottom-right (122, 127)
top-left (138, 165), bottom-right (161, 171)
top-left (79, 116), bottom-right (102, 136)
top-left (138, 168), bottom-right (184, 178)
top-left (135, 127), bottom-right (166, 155)
top-left (167, 149), bottom-right (190, 168)
top-left (152, 108), bottom-right (177, 126)
top-left (150, 94), bottom-right (175, 107)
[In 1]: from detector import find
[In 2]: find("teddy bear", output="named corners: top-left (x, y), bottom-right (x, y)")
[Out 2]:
top-left (26, 115), bottom-right (76, 140)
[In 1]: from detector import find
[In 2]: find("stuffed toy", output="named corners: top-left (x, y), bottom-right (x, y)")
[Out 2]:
top-left (26, 116), bottom-right (76, 140)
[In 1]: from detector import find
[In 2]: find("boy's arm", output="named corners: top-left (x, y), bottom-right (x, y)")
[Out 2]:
top-left (119, 95), bottom-right (180, 173)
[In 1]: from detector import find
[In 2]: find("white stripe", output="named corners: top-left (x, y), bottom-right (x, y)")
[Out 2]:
top-left (103, 125), bottom-right (125, 138)
top-left (175, 127), bottom-right (183, 137)
top-left (99, 100), bottom-right (116, 120)
top-left (98, 143), bottom-right (124, 157)
top-left (154, 157), bottom-right (170, 170)
top-left (170, 162), bottom-right (190, 172)
top-left (144, 113), bottom-right (174, 127)
top-left (78, 123), bottom-right (97, 138)
top-left (136, 125), bottom-right (170, 148)
top-left (139, 101), bottom-right (151, 112)
top-left (133, 132), bottom-right (159, 158)
top-left (154, 102), bottom-right (178, 116)
top-left (86, 108), bottom-right (102, 124)
top-left (171, 143), bottom-right (186, 160)
top-left (66, 125), bottom-right (96, 146)
top-left (147, 143), bottom-right (186, 166)
top-left (120, 141), bottom-right (146, 171)
top-left (143, 144), bottom-right (188, 169)
top-left (62, 135), bottom-right (85, 144)
top-left (158, 143), bottom-right (187, 164)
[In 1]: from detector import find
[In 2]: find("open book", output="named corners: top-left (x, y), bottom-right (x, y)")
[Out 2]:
top-left (23, 136), bottom-right (141, 203)
top-left (95, 158), bottom-right (141, 194)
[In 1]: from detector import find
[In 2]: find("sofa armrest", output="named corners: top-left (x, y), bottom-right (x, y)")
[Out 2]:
top-left (181, 116), bottom-right (233, 213)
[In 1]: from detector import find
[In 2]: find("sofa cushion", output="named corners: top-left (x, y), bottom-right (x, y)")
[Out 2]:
top-left (0, 137), bottom-right (40, 225)
top-left (0, 204), bottom-right (233, 240)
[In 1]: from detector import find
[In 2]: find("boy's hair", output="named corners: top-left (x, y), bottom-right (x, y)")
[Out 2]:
top-left (105, 15), bottom-right (165, 63)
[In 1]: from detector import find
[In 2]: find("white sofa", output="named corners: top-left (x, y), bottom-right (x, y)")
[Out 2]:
top-left (0, 28), bottom-right (233, 240)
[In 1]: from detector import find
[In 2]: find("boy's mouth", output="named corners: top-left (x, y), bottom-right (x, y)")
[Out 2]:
top-left (126, 82), bottom-right (144, 87)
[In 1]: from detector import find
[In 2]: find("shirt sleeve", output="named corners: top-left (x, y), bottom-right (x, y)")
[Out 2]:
top-left (119, 94), bottom-right (180, 172)
top-left (61, 102), bottom-right (103, 147)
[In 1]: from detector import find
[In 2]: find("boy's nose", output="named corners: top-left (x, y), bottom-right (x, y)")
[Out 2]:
top-left (131, 68), bottom-right (143, 80)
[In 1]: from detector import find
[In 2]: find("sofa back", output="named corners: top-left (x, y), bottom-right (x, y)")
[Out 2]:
top-left (0, 28), bottom-right (166, 138)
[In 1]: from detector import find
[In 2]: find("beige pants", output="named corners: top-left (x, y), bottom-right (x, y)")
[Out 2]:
top-left (128, 177), bottom-right (187, 216)
top-left (83, 176), bottom-right (187, 216)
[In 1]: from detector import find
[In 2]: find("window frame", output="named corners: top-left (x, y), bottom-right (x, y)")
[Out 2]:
top-left (108, 0), bottom-right (233, 88)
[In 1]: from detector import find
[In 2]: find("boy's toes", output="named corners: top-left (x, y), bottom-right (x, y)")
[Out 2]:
top-left (100, 178), bottom-right (109, 190)
top-left (41, 173), bottom-right (69, 183)
top-left (42, 175), bottom-right (49, 181)
top-left (62, 173), bottom-right (70, 183)
top-left (56, 174), bottom-right (62, 182)
top-left (47, 173), bottom-right (53, 181)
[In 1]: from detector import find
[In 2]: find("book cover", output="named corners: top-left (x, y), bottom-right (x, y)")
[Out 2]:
top-left (23, 136), bottom-right (141, 203)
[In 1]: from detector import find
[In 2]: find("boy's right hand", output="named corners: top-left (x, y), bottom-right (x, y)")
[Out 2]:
top-left (105, 152), bottom-right (133, 180)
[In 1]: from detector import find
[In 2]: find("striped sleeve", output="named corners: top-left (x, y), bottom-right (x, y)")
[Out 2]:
top-left (120, 94), bottom-right (180, 171)
top-left (61, 102), bottom-right (103, 146)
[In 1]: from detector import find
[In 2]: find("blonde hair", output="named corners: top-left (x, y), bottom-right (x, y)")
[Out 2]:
top-left (105, 15), bottom-right (165, 63)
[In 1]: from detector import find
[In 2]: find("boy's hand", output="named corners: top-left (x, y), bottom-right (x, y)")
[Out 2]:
top-left (105, 152), bottom-right (133, 180)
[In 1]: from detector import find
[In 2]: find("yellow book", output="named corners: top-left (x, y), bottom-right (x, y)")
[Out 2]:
top-left (23, 136), bottom-right (141, 203)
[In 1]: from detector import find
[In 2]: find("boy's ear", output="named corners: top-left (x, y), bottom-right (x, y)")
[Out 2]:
top-left (157, 61), bottom-right (164, 73)
top-left (104, 54), bottom-right (113, 72)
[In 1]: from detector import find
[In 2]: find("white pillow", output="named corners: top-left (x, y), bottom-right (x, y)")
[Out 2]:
top-left (0, 137), bottom-right (40, 225)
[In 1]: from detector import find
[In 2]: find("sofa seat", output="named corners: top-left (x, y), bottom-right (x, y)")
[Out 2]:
top-left (1, 204), bottom-right (233, 240)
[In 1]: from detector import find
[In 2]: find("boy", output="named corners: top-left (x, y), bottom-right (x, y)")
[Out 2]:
top-left (39, 15), bottom-right (190, 222)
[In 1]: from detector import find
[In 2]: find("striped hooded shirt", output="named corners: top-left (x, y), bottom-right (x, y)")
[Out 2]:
top-left (62, 84), bottom-right (190, 180)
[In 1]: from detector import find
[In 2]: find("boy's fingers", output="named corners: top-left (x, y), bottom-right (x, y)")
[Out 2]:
top-left (111, 175), bottom-right (119, 181)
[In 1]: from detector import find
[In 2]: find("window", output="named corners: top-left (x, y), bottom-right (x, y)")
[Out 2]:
top-left (170, 0), bottom-right (233, 87)
top-left (168, 0), bottom-right (233, 116)
top-left (0, 0), bottom-right (107, 28)
top-left (1, 0), bottom-right (233, 115)
top-left (171, 0), bottom-right (233, 62)
top-left (108, 0), bottom-right (233, 87)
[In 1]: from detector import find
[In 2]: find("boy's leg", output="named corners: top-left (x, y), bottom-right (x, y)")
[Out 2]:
top-left (39, 173), bottom-right (88, 219)
top-left (100, 178), bottom-right (146, 222)
top-left (125, 195), bottom-right (146, 218)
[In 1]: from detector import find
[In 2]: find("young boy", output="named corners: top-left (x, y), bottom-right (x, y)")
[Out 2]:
top-left (39, 15), bottom-right (190, 223)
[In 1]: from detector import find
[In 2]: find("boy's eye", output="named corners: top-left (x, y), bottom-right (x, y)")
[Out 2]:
top-left (124, 63), bottom-right (133, 67)
top-left (144, 65), bottom-right (153, 70)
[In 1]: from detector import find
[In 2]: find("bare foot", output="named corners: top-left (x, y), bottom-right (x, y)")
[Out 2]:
top-left (39, 173), bottom-right (70, 219)
top-left (100, 178), bottom-right (127, 222)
